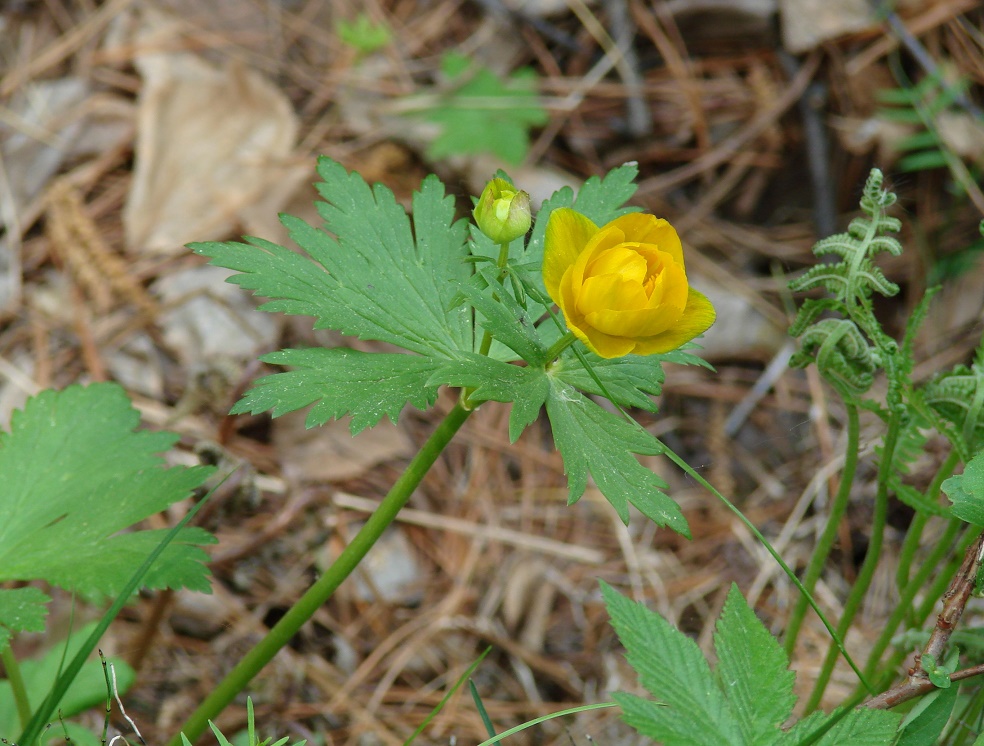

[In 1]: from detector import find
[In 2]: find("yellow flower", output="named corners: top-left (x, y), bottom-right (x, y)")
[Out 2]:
top-left (543, 208), bottom-right (716, 359)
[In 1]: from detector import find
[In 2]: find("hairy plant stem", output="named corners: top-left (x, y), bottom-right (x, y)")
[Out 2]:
top-left (168, 402), bottom-right (472, 746)
top-left (656, 439), bottom-right (871, 692)
top-left (783, 404), bottom-right (860, 657)
top-left (1, 644), bottom-right (30, 727)
top-left (804, 412), bottom-right (902, 713)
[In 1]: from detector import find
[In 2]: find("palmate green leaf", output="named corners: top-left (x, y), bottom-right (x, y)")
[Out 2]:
top-left (193, 157), bottom-right (471, 358)
top-left (714, 585), bottom-right (796, 745)
top-left (233, 348), bottom-right (444, 434)
top-left (0, 587), bottom-right (49, 652)
top-left (0, 383), bottom-right (215, 599)
top-left (545, 379), bottom-right (687, 534)
top-left (551, 351), bottom-right (667, 412)
top-left (601, 581), bottom-right (742, 745)
top-left (604, 582), bottom-right (902, 746)
top-left (418, 52), bottom-right (549, 165)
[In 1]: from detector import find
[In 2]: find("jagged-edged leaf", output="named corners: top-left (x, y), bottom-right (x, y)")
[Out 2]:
top-left (0, 383), bottom-right (215, 598)
top-left (234, 348), bottom-right (444, 434)
top-left (546, 378), bottom-right (686, 534)
top-left (551, 351), bottom-right (667, 412)
top-left (193, 158), bottom-right (471, 358)
top-left (602, 581), bottom-right (741, 745)
top-left (714, 585), bottom-right (796, 744)
top-left (430, 354), bottom-right (549, 442)
top-left (416, 52), bottom-right (548, 165)
top-left (943, 450), bottom-right (984, 526)
top-left (452, 266), bottom-right (547, 364)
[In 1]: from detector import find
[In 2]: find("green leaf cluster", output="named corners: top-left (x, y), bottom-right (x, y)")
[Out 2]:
top-left (194, 158), bottom-right (707, 534)
top-left (602, 581), bottom-right (902, 745)
top-left (409, 52), bottom-right (549, 165)
top-left (0, 383), bottom-right (215, 650)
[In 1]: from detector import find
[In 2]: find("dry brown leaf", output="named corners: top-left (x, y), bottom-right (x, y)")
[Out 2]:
top-left (123, 8), bottom-right (303, 254)
top-left (274, 412), bottom-right (413, 484)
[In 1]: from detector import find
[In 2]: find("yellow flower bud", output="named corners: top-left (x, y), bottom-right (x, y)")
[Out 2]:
top-left (542, 208), bottom-right (716, 359)
top-left (473, 178), bottom-right (532, 244)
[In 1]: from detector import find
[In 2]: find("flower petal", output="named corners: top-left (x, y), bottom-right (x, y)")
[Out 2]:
top-left (630, 288), bottom-right (717, 355)
top-left (578, 273), bottom-right (648, 314)
top-left (606, 214), bottom-right (685, 269)
top-left (586, 246), bottom-right (648, 284)
top-left (643, 253), bottom-right (688, 311)
top-left (543, 209), bottom-right (598, 302)
top-left (587, 302), bottom-right (684, 338)
top-left (573, 324), bottom-right (637, 359)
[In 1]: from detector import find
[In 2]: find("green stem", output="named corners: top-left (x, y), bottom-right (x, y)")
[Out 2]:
top-left (167, 402), bottom-right (472, 746)
top-left (894, 450), bottom-right (961, 614)
top-left (657, 440), bottom-right (872, 693)
top-left (476, 241), bottom-right (513, 359)
top-left (784, 404), bottom-right (860, 657)
top-left (545, 332), bottom-right (577, 363)
top-left (861, 517), bottom-right (964, 692)
top-left (804, 411), bottom-right (902, 713)
top-left (1, 644), bottom-right (30, 728)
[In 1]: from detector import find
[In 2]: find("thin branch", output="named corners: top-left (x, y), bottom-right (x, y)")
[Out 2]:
top-left (863, 530), bottom-right (984, 710)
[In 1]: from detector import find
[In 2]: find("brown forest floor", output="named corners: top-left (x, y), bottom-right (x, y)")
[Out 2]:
top-left (2, 0), bottom-right (984, 744)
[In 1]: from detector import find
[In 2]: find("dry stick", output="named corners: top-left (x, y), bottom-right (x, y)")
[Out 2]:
top-left (636, 51), bottom-right (821, 196)
top-left (863, 529), bottom-right (984, 710)
top-left (0, 0), bottom-right (138, 97)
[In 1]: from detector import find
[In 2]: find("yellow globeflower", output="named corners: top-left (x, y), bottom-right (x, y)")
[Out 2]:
top-left (543, 208), bottom-right (716, 359)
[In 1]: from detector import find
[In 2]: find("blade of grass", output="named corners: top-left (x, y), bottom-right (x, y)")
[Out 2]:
top-left (404, 648), bottom-right (491, 745)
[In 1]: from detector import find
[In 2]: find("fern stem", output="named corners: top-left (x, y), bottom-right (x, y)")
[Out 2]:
top-left (862, 516), bottom-right (964, 693)
top-left (1, 644), bottom-right (30, 728)
top-left (804, 411), bottom-right (902, 712)
top-left (167, 401), bottom-right (472, 746)
top-left (656, 440), bottom-right (872, 693)
top-left (894, 450), bottom-right (961, 608)
top-left (783, 404), bottom-right (860, 658)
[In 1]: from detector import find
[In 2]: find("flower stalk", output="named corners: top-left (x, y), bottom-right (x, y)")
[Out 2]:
top-left (169, 402), bottom-right (472, 745)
